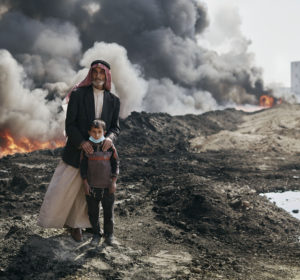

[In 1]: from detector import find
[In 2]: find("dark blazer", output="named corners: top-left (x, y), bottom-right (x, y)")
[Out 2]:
top-left (62, 85), bottom-right (120, 168)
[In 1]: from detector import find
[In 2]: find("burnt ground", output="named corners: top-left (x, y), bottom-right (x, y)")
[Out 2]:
top-left (1, 107), bottom-right (300, 279)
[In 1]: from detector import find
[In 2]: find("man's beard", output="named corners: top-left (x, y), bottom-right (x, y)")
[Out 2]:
top-left (92, 79), bottom-right (105, 88)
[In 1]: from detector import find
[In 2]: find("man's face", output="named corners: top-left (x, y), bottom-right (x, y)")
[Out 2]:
top-left (92, 67), bottom-right (106, 89)
top-left (88, 126), bottom-right (104, 140)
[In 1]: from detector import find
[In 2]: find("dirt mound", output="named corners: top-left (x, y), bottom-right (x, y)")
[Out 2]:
top-left (1, 105), bottom-right (300, 279)
top-left (190, 104), bottom-right (300, 154)
top-left (118, 109), bottom-right (245, 156)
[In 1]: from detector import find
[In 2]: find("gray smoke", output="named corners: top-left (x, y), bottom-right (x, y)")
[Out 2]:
top-left (0, 11), bottom-right (81, 86)
top-left (0, 50), bottom-right (65, 142)
top-left (0, 0), bottom-right (272, 146)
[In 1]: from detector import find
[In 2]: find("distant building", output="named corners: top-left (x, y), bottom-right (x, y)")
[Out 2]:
top-left (291, 61), bottom-right (300, 95)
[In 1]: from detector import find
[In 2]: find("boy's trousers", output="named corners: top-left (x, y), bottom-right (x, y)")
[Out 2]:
top-left (85, 188), bottom-right (115, 236)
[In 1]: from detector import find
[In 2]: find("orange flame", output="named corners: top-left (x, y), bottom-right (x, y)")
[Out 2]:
top-left (0, 130), bottom-right (65, 157)
top-left (259, 95), bottom-right (282, 108)
top-left (259, 95), bottom-right (274, 107)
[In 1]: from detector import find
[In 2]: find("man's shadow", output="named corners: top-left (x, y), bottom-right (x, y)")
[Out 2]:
top-left (2, 230), bottom-right (111, 280)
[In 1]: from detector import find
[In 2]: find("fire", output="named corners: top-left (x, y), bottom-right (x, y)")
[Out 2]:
top-left (259, 95), bottom-right (282, 108)
top-left (259, 95), bottom-right (274, 107)
top-left (0, 130), bottom-right (65, 157)
top-left (238, 95), bottom-right (283, 112)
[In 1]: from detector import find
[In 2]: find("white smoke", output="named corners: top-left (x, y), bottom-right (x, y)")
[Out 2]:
top-left (32, 19), bottom-right (81, 59)
top-left (79, 42), bottom-right (218, 116)
top-left (198, 1), bottom-right (248, 54)
top-left (82, 2), bottom-right (101, 16)
top-left (80, 42), bottom-right (148, 118)
top-left (0, 49), bottom-right (65, 141)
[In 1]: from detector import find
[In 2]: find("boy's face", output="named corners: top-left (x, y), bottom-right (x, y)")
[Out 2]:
top-left (88, 126), bottom-right (104, 140)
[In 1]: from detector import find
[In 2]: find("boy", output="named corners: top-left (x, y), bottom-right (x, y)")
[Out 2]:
top-left (80, 120), bottom-right (119, 245)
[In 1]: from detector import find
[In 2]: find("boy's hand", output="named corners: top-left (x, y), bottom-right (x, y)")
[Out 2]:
top-left (109, 181), bottom-right (116, 194)
top-left (83, 180), bottom-right (91, 195)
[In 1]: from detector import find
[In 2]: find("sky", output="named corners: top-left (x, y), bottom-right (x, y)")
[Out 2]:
top-left (202, 0), bottom-right (300, 88)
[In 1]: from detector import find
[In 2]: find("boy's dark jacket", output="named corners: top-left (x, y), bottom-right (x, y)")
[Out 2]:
top-left (62, 86), bottom-right (120, 168)
top-left (80, 141), bottom-right (119, 188)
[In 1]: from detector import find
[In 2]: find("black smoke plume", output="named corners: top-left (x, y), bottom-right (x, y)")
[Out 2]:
top-left (0, 0), bottom-right (270, 146)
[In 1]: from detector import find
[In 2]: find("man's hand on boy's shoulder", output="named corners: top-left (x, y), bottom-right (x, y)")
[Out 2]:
top-left (109, 181), bottom-right (116, 194)
top-left (81, 141), bottom-right (93, 154)
top-left (102, 137), bottom-right (113, 151)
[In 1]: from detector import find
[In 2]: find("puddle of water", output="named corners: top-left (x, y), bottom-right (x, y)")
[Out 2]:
top-left (261, 191), bottom-right (300, 220)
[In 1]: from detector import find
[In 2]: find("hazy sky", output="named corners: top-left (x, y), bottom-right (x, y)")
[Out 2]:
top-left (202, 0), bottom-right (300, 87)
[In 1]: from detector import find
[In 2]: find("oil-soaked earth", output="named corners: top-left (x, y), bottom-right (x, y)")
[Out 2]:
top-left (1, 105), bottom-right (300, 279)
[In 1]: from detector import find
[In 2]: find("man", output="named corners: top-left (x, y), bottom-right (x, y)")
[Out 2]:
top-left (38, 60), bottom-right (120, 242)
top-left (63, 60), bottom-right (120, 169)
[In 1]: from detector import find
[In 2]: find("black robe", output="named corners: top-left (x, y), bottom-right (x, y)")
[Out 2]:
top-left (62, 85), bottom-right (120, 168)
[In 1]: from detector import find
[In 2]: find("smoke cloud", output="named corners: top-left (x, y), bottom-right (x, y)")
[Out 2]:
top-left (0, 0), bottom-right (275, 145)
top-left (0, 49), bottom-right (65, 141)
top-left (80, 42), bottom-right (148, 117)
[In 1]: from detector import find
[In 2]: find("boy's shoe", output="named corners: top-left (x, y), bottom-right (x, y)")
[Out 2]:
top-left (71, 228), bottom-right (83, 242)
top-left (104, 234), bottom-right (115, 246)
top-left (91, 234), bottom-right (101, 245)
